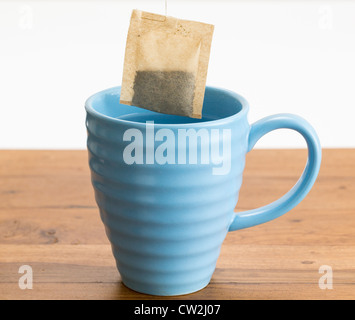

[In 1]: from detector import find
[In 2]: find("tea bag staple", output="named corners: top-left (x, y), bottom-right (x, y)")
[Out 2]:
top-left (120, 10), bottom-right (214, 119)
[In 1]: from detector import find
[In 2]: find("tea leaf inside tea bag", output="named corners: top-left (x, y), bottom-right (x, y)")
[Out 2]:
top-left (132, 71), bottom-right (195, 116)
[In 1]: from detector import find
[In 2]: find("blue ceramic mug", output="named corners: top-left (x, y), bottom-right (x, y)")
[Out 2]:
top-left (85, 86), bottom-right (321, 296)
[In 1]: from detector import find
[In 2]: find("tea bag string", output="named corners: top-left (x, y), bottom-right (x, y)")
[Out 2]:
top-left (165, 0), bottom-right (168, 16)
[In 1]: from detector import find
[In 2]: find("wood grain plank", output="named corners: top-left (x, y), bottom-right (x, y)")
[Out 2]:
top-left (0, 208), bottom-right (108, 245)
top-left (0, 208), bottom-right (354, 246)
top-left (3, 244), bottom-right (354, 268)
top-left (2, 171), bottom-right (353, 210)
top-left (1, 244), bottom-right (354, 300)
top-left (2, 282), bottom-right (355, 300)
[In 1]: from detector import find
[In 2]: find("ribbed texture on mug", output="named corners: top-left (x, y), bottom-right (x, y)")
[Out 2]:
top-left (86, 90), bottom-right (249, 295)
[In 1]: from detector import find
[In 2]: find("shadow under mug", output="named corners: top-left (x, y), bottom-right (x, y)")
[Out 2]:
top-left (85, 86), bottom-right (321, 296)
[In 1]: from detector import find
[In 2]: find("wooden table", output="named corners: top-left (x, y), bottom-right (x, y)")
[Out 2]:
top-left (0, 149), bottom-right (354, 300)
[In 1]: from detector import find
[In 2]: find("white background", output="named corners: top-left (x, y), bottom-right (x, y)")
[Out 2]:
top-left (0, 0), bottom-right (354, 149)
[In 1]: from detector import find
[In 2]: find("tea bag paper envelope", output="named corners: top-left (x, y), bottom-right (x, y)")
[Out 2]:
top-left (120, 10), bottom-right (214, 119)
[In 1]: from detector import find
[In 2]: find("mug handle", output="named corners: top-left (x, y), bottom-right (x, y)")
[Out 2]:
top-left (229, 113), bottom-right (322, 231)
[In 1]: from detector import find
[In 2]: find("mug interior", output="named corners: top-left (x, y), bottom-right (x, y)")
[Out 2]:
top-left (86, 86), bottom-right (248, 125)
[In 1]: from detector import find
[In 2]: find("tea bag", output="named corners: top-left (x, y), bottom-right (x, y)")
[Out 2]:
top-left (120, 10), bottom-right (214, 119)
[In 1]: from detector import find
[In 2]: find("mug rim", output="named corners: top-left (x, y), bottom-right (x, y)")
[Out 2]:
top-left (85, 86), bottom-right (250, 128)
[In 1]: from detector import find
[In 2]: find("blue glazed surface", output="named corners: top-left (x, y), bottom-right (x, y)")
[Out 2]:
top-left (85, 86), bottom-right (321, 296)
